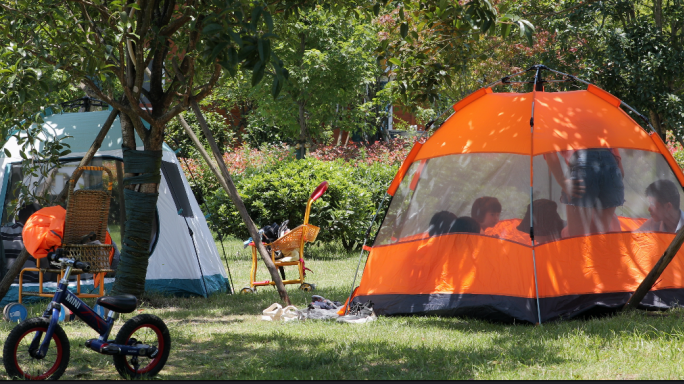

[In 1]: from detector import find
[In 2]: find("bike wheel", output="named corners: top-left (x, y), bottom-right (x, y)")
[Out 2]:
top-left (3, 317), bottom-right (70, 380)
top-left (112, 314), bottom-right (171, 379)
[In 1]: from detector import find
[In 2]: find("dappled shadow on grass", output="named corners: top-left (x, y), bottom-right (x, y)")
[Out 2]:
top-left (163, 322), bottom-right (567, 380)
top-left (411, 309), bottom-right (684, 350)
top-left (7, 298), bottom-right (684, 380)
top-left (563, 309), bottom-right (684, 340)
top-left (140, 286), bottom-right (352, 317)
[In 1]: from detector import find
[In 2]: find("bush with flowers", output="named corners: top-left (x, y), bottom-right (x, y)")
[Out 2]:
top-left (179, 138), bottom-right (416, 249)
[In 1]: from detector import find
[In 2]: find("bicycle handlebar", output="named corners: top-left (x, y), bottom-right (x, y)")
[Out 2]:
top-left (47, 251), bottom-right (91, 272)
top-left (74, 261), bottom-right (91, 272)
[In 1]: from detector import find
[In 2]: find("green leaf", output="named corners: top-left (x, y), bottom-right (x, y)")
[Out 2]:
top-left (251, 60), bottom-right (264, 86)
top-left (250, 6), bottom-right (263, 32)
top-left (263, 11), bottom-right (274, 32)
top-left (227, 30), bottom-right (243, 46)
top-left (271, 77), bottom-right (282, 99)
top-left (4, 149), bottom-right (10, 157)
top-left (202, 23), bottom-right (223, 35)
top-left (388, 57), bottom-right (401, 66)
top-left (212, 42), bottom-right (229, 59)
top-left (502, 23), bottom-right (512, 38)
top-left (373, 3), bottom-right (380, 16)
top-left (482, 18), bottom-right (492, 34)
top-left (400, 23), bottom-right (408, 38)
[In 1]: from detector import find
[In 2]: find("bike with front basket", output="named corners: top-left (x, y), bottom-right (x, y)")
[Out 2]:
top-left (2, 250), bottom-right (171, 380)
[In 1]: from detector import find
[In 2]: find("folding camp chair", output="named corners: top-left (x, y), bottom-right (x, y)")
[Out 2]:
top-left (242, 181), bottom-right (328, 293)
top-left (19, 166), bottom-right (114, 303)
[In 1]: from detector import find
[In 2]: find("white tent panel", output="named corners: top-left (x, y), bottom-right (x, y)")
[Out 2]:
top-left (163, 152), bottom-right (226, 278)
top-left (0, 110), bottom-right (229, 304)
top-left (148, 171), bottom-right (203, 281)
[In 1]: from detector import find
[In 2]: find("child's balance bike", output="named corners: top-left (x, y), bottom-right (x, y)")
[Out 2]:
top-left (2, 250), bottom-right (171, 380)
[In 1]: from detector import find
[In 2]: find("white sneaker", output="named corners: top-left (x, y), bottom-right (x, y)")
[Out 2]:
top-left (281, 305), bottom-right (299, 322)
top-left (261, 303), bottom-right (283, 321)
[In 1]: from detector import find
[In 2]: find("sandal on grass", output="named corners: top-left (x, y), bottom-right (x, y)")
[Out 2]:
top-left (281, 305), bottom-right (299, 322)
top-left (261, 303), bottom-right (283, 321)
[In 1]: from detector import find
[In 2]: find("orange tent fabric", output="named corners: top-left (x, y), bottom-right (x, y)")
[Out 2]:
top-left (22, 206), bottom-right (66, 259)
top-left (353, 83), bottom-right (684, 323)
top-left (415, 88), bottom-right (658, 160)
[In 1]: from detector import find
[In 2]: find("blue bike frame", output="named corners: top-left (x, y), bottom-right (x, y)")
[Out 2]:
top-left (31, 263), bottom-right (151, 358)
top-left (33, 277), bottom-right (114, 358)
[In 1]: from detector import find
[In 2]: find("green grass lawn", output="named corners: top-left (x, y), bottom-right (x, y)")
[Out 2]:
top-left (2, 236), bottom-right (684, 380)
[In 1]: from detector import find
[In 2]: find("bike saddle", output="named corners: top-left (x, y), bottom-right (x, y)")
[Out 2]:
top-left (96, 294), bottom-right (138, 314)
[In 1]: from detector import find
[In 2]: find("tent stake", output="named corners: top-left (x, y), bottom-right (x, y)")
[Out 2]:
top-left (623, 226), bottom-right (684, 311)
top-left (345, 193), bottom-right (389, 315)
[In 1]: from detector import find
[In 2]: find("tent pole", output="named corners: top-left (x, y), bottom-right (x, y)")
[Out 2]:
top-left (344, 193), bottom-right (389, 315)
top-left (529, 65), bottom-right (543, 325)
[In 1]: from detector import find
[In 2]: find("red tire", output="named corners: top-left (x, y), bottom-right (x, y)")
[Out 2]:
top-left (3, 317), bottom-right (70, 380)
top-left (112, 314), bottom-right (171, 379)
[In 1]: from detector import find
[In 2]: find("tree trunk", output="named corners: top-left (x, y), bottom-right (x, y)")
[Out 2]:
top-left (182, 105), bottom-right (291, 305)
top-left (654, 0), bottom-right (663, 33)
top-left (0, 249), bottom-right (31, 303)
top-left (115, 160), bottom-right (126, 243)
top-left (650, 110), bottom-right (663, 135)
top-left (296, 32), bottom-right (308, 160)
top-left (110, 107), bottom-right (162, 298)
top-left (297, 100), bottom-right (308, 159)
top-left (0, 108), bottom-right (120, 302)
top-left (623, 225), bottom-right (684, 311)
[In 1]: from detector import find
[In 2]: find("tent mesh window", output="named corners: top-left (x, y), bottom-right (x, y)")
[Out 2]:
top-left (375, 148), bottom-right (684, 247)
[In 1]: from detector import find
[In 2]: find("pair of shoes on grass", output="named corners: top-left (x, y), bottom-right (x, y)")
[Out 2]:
top-left (336, 301), bottom-right (376, 324)
top-left (261, 303), bottom-right (298, 322)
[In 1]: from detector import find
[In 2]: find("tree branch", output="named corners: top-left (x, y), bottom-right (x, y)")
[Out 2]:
top-left (78, 1), bottom-right (108, 48)
top-left (64, 2), bottom-right (94, 45)
top-left (190, 63), bottom-right (222, 103)
top-left (160, 15), bottom-right (191, 36)
top-left (522, 0), bottom-right (600, 18)
top-left (67, 0), bottom-right (116, 29)
top-left (80, 77), bottom-right (137, 117)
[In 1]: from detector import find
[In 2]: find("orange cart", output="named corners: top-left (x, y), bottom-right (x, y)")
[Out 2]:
top-left (241, 181), bottom-right (328, 293)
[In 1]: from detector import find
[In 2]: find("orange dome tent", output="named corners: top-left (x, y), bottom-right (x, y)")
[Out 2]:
top-left (348, 65), bottom-right (684, 323)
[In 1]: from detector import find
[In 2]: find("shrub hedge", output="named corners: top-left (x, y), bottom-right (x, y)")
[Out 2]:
top-left (203, 157), bottom-right (397, 250)
top-left (179, 140), bottom-right (418, 250)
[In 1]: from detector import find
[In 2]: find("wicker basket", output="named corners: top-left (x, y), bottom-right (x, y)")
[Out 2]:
top-left (62, 244), bottom-right (114, 273)
top-left (270, 224), bottom-right (320, 253)
top-left (62, 166), bottom-right (114, 273)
